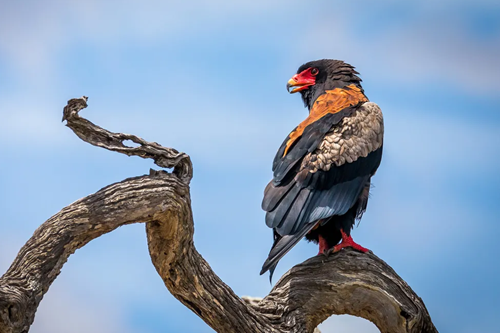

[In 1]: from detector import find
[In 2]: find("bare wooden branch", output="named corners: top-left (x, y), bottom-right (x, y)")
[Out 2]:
top-left (62, 96), bottom-right (192, 183)
top-left (253, 250), bottom-right (437, 333)
top-left (0, 98), bottom-right (438, 333)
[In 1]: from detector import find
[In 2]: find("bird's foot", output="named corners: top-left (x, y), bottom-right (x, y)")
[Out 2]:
top-left (318, 235), bottom-right (329, 255)
top-left (331, 229), bottom-right (370, 254)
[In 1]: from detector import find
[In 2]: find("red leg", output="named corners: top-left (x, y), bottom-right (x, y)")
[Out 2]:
top-left (332, 229), bottom-right (369, 253)
top-left (318, 235), bottom-right (329, 255)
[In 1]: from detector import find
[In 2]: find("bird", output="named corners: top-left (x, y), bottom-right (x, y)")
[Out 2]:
top-left (260, 59), bottom-right (384, 280)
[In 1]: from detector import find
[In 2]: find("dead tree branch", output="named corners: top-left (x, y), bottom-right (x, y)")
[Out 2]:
top-left (0, 97), bottom-right (438, 333)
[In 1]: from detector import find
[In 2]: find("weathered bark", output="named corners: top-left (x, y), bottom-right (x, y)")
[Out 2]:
top-left (0, 97), bottom-right (438, 333)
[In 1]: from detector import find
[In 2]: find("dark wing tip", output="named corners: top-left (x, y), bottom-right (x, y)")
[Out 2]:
top-left (259, 222), bottom-right (317, 281)
top-left (260, 261), bottom-right (277, 284)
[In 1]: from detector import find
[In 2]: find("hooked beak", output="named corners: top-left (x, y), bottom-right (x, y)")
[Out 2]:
top-left (286, 73), bottom-right (315, 94)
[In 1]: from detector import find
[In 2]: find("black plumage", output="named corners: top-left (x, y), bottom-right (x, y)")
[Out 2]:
top-left (260, 59), bottom-right (384, 280)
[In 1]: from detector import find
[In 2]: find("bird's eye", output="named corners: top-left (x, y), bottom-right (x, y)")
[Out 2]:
top-left (311, 68), bottom-right (319, 75)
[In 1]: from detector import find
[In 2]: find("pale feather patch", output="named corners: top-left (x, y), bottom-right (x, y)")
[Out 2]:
top-left (302, 102), bottom-right (384, 171)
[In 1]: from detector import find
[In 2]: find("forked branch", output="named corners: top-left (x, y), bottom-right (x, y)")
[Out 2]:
top-left (0, 97), bottom-right (437, 333)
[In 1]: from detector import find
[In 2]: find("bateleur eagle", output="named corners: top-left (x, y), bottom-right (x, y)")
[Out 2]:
top-left (260, 59), bottom-right (384, 280)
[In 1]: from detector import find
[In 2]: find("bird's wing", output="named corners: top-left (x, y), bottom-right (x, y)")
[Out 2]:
top-left (261, 102), bottom-right (383, 275)
top-left (264, 101), bottom-right (383, 229)
top-left (271, 85), bottom-right (368, 185)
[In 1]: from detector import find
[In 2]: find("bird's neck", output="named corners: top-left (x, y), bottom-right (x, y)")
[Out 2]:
top-left (304, 83), bottom-right (365, 111)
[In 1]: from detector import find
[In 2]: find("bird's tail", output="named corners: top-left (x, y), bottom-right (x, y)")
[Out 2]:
top-left (260, 222), bottom-right (317, 282)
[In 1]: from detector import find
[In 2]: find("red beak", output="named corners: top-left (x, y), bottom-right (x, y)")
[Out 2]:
top-left (286, 69), bottom-right (316, 93)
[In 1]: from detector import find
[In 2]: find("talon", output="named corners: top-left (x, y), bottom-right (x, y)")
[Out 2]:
top-left (332, 229), bottom-right (370, 253)
top-left (324, 247), bottom-right (335, 256)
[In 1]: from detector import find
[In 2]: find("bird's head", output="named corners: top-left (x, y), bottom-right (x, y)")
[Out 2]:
top-left (286, 59), bottom-right (363, 109)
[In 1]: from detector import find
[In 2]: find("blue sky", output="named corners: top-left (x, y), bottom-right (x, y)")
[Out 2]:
top-left (0, 1), bottom-right (499, 332)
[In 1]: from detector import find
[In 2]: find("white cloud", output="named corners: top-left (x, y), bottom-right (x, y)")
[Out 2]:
top-left (0, 2), bottom-right (65, 78)
top-left (3, 0), bottom-right (497, 95)
top-left (297, 2), bottom-right (500, 93)
top-left (0, 0), bottom-right (291, 82)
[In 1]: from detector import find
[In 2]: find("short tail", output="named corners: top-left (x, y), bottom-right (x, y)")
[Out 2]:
top-left (260, 222), bottom-right (317, 282)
